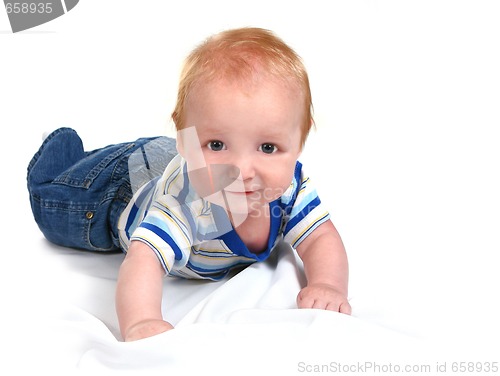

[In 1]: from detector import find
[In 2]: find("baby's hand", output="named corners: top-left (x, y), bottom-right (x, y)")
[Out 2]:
top-left (297, 283), bottom-right (351, 315)
top-left (124, 319), bottom-right (174, 342)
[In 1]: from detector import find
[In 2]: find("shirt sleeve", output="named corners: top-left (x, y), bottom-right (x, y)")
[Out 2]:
top-left (130, 192), bottom-right (193, 274)
top-left (282, 163), bottom-right (330, 249)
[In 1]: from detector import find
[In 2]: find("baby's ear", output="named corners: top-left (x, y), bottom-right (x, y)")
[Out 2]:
top-left (172, 112), bottom-right (184, 156)
top-left (171, 111), bottom-right (178, 125)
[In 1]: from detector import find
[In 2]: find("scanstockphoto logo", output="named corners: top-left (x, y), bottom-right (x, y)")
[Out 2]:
top-left (3, 0), bottom-right (79, 33)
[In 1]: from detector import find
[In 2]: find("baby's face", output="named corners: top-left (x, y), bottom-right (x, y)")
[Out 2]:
top-left (179, 77), bottom-right (304, 220)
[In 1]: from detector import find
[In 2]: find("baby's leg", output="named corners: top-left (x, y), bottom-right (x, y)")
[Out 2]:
top-left (27, 128), bottom-right (131, 251)
top-left (27, 128), bottom-right (175, 252)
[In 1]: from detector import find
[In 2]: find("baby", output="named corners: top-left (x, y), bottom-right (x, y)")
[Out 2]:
top-left (27, 27), bottom-right (351, 342)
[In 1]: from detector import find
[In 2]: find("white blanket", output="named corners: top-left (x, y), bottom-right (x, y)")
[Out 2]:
top-left (5, 240), bottom-right (425, 373)
top-left (5, 235), bottom-right (498, 374)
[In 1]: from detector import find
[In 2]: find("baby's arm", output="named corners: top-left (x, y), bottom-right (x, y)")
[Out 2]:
top-left (295, 220), bottom-right (351, 314)
top-left (115, 240), bottom-right (174, 341)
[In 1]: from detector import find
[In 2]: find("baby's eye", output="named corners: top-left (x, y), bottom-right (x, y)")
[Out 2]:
top-left (259, 143), bottom-right (278, 154)
top-left (207, 140), bottom-right (226, 151)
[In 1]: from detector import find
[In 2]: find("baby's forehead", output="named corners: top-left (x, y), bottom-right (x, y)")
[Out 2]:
top-left (191, 74), bottom-right (305, 101)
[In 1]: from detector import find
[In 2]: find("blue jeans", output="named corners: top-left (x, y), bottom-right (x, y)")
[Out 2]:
top-left (27, 128), bottom-right (177, 251)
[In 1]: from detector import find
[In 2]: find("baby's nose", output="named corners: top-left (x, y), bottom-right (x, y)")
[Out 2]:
top-left (234, 157), bottom-right (256, 180)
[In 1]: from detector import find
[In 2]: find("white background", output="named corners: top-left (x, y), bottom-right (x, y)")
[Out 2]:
top-left (1, 0), bottom-right (499, 372)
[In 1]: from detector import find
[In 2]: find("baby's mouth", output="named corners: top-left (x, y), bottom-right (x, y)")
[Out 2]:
top-left (226, 190), bottom-right (254, 196)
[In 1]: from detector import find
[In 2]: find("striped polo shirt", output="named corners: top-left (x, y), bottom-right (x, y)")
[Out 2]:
top-left (117, 154), bottom-right (330, 280)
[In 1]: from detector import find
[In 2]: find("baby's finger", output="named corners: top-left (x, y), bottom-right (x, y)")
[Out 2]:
top-left (297, 296), bottom-right (311, 309)
top-left (297, 292), bottom-right (315, 309)
top-left (339, 301), bottom-right (352, 315)
top-left (325, 301), bottom-right (341, 312)
top-left (312, 299), bottom-right (329, 310)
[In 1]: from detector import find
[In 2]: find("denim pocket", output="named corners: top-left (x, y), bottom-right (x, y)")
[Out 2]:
top-left (84, 198), bottom-right (119, 251)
